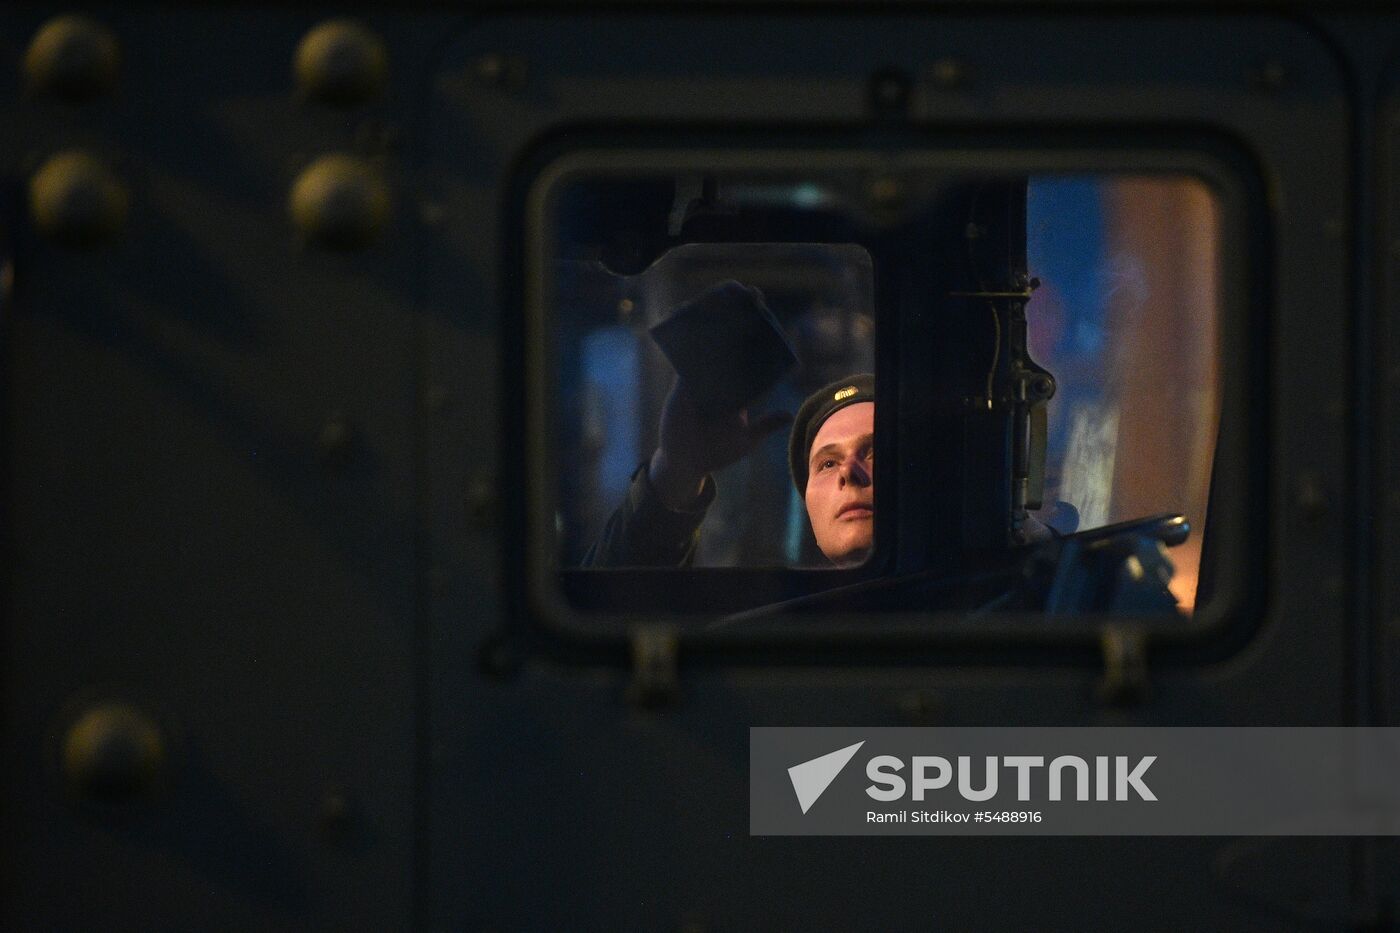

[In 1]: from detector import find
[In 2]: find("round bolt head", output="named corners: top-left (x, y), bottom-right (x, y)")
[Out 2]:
top-left (30, 151), bottom-right (129, 248)
top-left (318, 787), bottom-right (358, 843)
top-left (1294, 472), bottom-right (1328, 522)
top-left (295, 19), bottom-right (388, 107)
top-left (472, 53), bottom-right (526, 88)
top-left (868, 176), bottom-right (903, 208)
top-left (869, 68), bottom-right (910, 112)
top-left (24, 14), bottom-right (120, 102)
top-left (465, 475), bottom-right (496, 528)
top-left (62, 703), bottom-right (165, 803)
top-left (930, 57), bottom-right (966, 89)
top-left (290, 154), bottom-right (390, 250)
top-left (1252, 60), bottom-right (1288, 91)
top-left (317, 412), bottom-right (353, 469)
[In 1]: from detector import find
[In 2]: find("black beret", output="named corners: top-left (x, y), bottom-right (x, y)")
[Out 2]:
top-left (788, 373), bottom-right (875, 495)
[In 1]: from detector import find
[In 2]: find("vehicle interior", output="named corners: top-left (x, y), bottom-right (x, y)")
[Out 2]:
top-left (544, 163), bottom-right (1230, 627)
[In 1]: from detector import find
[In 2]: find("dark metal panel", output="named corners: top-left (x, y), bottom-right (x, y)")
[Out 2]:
top-left (1378, 17), bottom-right (1400, 748)
top-left (419, 10), bottom-right (1355, 931)
top-left (0, 5), bottom-right (1387, 932)
top-left (1374, 30), bottom-right (1400, 926)
top-left (0, 6), bottom-right (457, 931)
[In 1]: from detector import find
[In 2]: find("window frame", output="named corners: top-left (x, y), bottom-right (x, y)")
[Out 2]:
top-left (518, 137), bottom-right (1263, 661)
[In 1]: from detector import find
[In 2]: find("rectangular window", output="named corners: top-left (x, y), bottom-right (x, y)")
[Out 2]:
top-left (526, 152), bottom-right (1231, 627)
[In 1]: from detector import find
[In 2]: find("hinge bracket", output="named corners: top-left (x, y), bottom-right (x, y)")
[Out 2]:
top-left (1096, 626), bottom-right (1149, 706)
top-left (627, 623), bottom-right (679, 707)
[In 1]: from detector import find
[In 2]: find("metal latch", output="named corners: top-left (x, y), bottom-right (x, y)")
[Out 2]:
top-left (628, 623), bottom-right (679, 707)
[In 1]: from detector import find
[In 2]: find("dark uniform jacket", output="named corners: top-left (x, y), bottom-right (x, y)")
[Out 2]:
top-left (581, 463), bottom-right (716, 567)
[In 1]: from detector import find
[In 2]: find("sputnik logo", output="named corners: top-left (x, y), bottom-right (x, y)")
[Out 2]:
top-left (787, 741), bottom-right (865, 814)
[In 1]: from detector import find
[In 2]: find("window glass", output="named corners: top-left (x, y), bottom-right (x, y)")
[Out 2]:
top-left (539, 164), bottom-right (1223, 621)
top-left (1027, 177), bottom-right (1220, 610)
top-left (555, 241), bottom-right (874, 567)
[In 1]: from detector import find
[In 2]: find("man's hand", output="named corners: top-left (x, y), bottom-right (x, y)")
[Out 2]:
top-left (647, 380), bottom-right (792, 511)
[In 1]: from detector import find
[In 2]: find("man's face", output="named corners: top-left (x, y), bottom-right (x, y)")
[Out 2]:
top-left (803, 401), bottom-right (874, 566)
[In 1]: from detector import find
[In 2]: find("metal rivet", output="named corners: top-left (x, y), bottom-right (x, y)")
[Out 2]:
top-left (417, 200), bottom-right (446, 228)
top-left (475, 53), bottom-right (506, 83)
top-left (24, 14), bottom-right (120, 102)
top-left (62, 703), bottom-right (164, 803)
top-left (353, 118), bottom-right (399, 155)
top-left (290, 154), bottom-right (390, 250)
top-left (478, 632), bottom-right (520, 679)
top-left (318, 786), bottom-right (356, 842)
top-left (1251, 61), bottom-right (1288, 92)
top-left (294, 19), bottom-right (387, 107)
top-left (473, 53), bottom-right (526, 88)
top-left (30, 150), bottom-right (128, 248)
top-left (423, 386), bottom-right (449, 413)
top-left (895, 690), bottom-right (944, 723)
top-left (466, 475), bottom-right (495, 529)
top-left (869, 68), bottom-right (910, 115)
top-left (1294, 471), bottom-right (1328, 523)
top-left (930, 57), bottom-right (966, 89)
top-left (868, 176), bottom-right (904, 209)
top-left (317, 411), bottom-right (352, 469)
